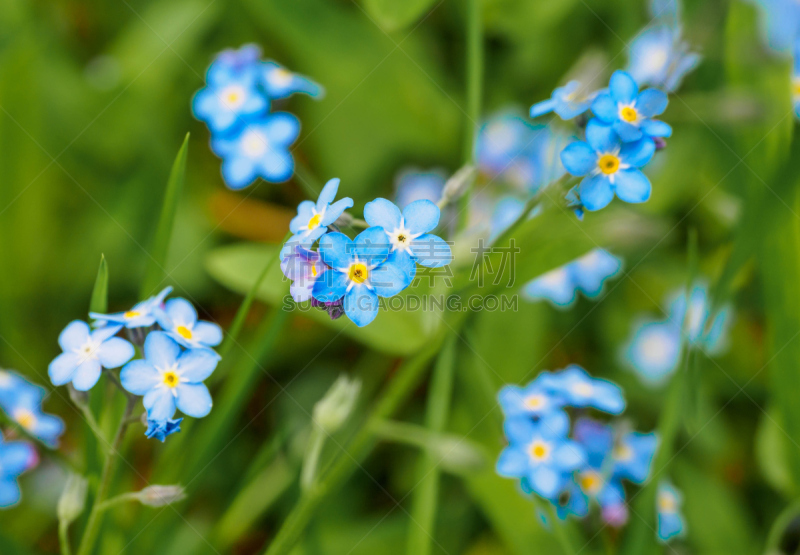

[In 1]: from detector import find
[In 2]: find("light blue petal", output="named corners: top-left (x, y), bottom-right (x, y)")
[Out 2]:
top-left (257, 148), bottom-right (294, 183)
top-left (321, 197), bottom-right (354, 227)
top-left (496, 446), bottom-right (529, 477)
top-left (352, 227), bottom-right (390, 265)
top-left (312, 269), bottom-right (349, 303)
top-left (636, 88), bottom-right (668, 117)
top-left (615, 170), bottom-right (652, 204)
top-left (591, 93), bottom-right (618, 123)
top-left (175, 383), bottom-right (213, 418)
top-left (560, 141), bottom-right (596, 176)
top-left (0, 479), bottom-right (20, 508)
top-left (264, 112), bottom-right (301, 145)
top-left (290, 201), bottom-right (316, 234)
top-left (538, 410), bottom-right (570, 438)
top-left (523, 266), bottom-right (577, 307)
top-left (0, 442), bottom-right (35, 476)
top-left (58, 321), bottom-right (90, 351)
top-left (364, 198), bottom-right (402, 230)
top-left (503, 416), bottom-right (536, 443)
top-left (610, 70), bottom-right (638, 104)
top-left (144, 388), bottom-right (176, 421)
top-left (316, 178), bottom-right (340, 210)
top-left (403, 199), bottom-right (440, 235)
top-left (640, 119), bottom-right (672, 138)
top-left (164, 298), bottom-right (198, 327)
top-left (344, 286), bottom-right (379, 327)
top-left (530, 98), bottom-right (557, 118)
top-left (120, 360), bottom-right (161, 395)
top-left (585, 119), bottom-right (618, 152)
top-left (72, 359), bottom-right (102, 391)
top-left (592, 380), bottom-right (626, 414)
top-left (97, 338), bottom-right (135, 369)
top-left (620, 138), bottom-right (656, 167)
top-left (192, 322), bottom-right (223, 347)
top-left (411, 234), bottom-right (452, 267)
top-left (371, 251), bottom-right (415, 297)
top-left (221, 156), bottom-right (257, 190)
top-left (177, 349), bottom-right (220, 383)
top-left (32, 414), bottom-right (65, 448)
top-left (530, 465), bottom-right (562, 499)
top-left (318, 232), bottom-right (353, 269)
top-left (579, 175), bottom-right (615, 211)
top-left (553, 441), bottom-right (586, 471)
top-left (48, 353), bottom-right (79, 386)
top-left (91, 324), bottom-right (123, 343)
top-left (613, 121), bottom-right (644, 142)
top-left (143, 332), bottom-right (181, 370)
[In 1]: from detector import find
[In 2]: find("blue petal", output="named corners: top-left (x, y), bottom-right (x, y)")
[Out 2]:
top-left (0, 442), bottom-right (35, 476)
top-left (615, 170), bottom-right (652, 204)
top-left (176, 383), bottom-right (213, 418)
top-left (31, 414), bottom-right (65, 448)
top-left (578, 175), bottom-right (615, 211)
top-left (164, 298), bottom-right (198, 328)
top-left (264, 112), bottom-right (301, 145)
top-left (636, 88), bottom-right (668, 117)
top-left (640, 119), bottom-right (672, 138)
top-left (620, 138), bottom-right (655, 167)
top-left (312, 269), bottom-right (349, 303)
top-left (48, 353), bottom-right (79, 386)
top-left (143, 332), bottom-right (181, 369)
top-left (120, 360), bottom-right (161, 395)
top-left (177, 349), bottom-right (220, 383)
top-left (364, 198), bottom-right (402, 230)
top-left (530, 465), bottom-right (562, 499)
top-left (411, 234), bottom-right (452, 267)
top-left (530, 98), bottom-right (557, 118)
top-left (496, 446), bottom-right (529, 477)
top-left (316, 178), bottom-right (340, 210)
top-left (290, 201), bottom-right (316, 234)
top-left (613, 121), bottom-right (644, 142)
top-left (321, 197), bottom-right (354, 227)
top-left (352, 227), bottom-right (390, 266)
top-left (371, 251), bottom-right (415, 297)
top-left (609, 70), bottom-right (638, 104)
top-left (72, 360), bottom-right (102, 391)
top-left (591, 93), bottom-right (618, 123)
top-left (318, 232), bottom-right (354, 269)
top-left (586, 119), bottom-right (618, 152)
top-left (523, 266), bottom-right (577, 307)
top-left (403, 199), bottom-right (440, 235)
top-left (144, 387), bottom-right (176, 421)
top-left (560, 141), bottom-right (597, 176)
top-left (256, 148), bottom-right (295, 183)
top-left (221, 156), bottom-right (257, 190)
top-left (503, 416), bottom-right (536, 443)
top-left (97, 338), bottom-right (135, 369)
top-left (193, 322), bottom-right (223, 347)
top-left (344, 286), bottom-right (379, 327)
top-left (0, 479), bottom-right (20, 508)
top-left (58, 321), bottom-right (90, 351)
top-left (553, 441), bottom-right (586, 471)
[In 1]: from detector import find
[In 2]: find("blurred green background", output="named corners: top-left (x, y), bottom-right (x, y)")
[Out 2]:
top-left (1, 0), bottom-right (799, 553)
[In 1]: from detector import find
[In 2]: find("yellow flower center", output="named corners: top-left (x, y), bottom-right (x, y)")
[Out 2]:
top-left (528, 440), bottom-right (550, 462)
top-left (579, 471), bottom-right (603, 494)
top-left (397, 233), bottom-right (407, 244)
top-left (524, 394), bottom-right (546, 410)
top-left (226, 91), bottom-right (241, 105)
top-left (272, 68), bottom-right (294, 86)
top-left (613, 443), bottom-right (633, 461)
top-left (658, 492), bottom-right (676, 512)
top-left (311, 265), bottom-right (318, 278)
top-left (308, 214), bottom-right (322, 229)
top-left (793, 78), bottom-right (800, 96)
top-left (163, 371), bottom-right (180, 388)
top-left (14, 409), bottom-right (36, 431)
top-left (124, 310), bottom-right (141, 319)
top-left (176, 326), bottom-right (193, 340)
top-left (620, 106), bottom-right (638, 122)
top-left (349, 263), bottom-right (368, 284)
top-left (597, 154), bottom-right (621, 175)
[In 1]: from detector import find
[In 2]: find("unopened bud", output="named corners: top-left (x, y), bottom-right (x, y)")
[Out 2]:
top-left (58, 473), bottom-right (88, 525)
top-left (431, 437), bottom-right (487, 475)
top-left (313, 375), bottom-right (361, 433)
top-left (135, 485), bottom-right (186, 507)
top-left (439, 164), bottom-right (476, 206)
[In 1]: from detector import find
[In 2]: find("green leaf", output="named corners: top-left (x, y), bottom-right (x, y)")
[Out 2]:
top-left (755, 407), bottom-right (794, 495)
top-left (361, 0), bottom-right (439, 32)
top-left (140, 133), bottom-right (189, 299)
top-left (205, 243), bottom-right (435, 356)
top-left (89, 255), bottom-right (108, 314)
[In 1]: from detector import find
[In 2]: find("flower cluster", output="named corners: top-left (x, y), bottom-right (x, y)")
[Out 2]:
top-left (622, 282), bottom-right (732, 384)
top-left (192, 44), bottom-right (323, 189)
top-left (523, 249), bottom-right (622, 308)
top-left (281, 178), bottom-right (452, 327)
top-left (496, 366), bottom-right (657, 528)
top-left (49, 287), bottom-right (223, 442)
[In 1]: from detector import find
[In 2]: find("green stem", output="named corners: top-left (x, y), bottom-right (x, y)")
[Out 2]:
top-left (407, 333), bottom-right (458, 555)
top-left (766, 499), bottom-right (800, 552)
top-left (300, 426), bottom-right (325, 491)
top-left (261, 333), bottom-right (447, 555)
top-left (95, 492), bottom-right (140, 512)
top-left (76, 397), bottom-right (135, 555)
top-left (59, 520), bottom-right (73, 555)
top-left (218, 231), bottom-right (291, 359)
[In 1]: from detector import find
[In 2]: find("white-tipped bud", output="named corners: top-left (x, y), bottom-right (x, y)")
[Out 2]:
top-left (135, 485), bottom-right (186, 507)
top-left (439, 164), bottom-right (476, 206)
top-left (431, 437), bottom-right (487, 475)
top-left (313, 375), bottom-right (361, 433)
top-left (58, 473), bottom-right (88, 525)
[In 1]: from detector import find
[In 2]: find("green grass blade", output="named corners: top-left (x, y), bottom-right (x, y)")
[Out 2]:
top-left (139, 133), bottom-right (189, 299)
top-left (89, 255), bottom-right (108, 314)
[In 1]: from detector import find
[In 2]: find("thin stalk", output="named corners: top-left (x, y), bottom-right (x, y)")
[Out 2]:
top-left (261, 332), bottom-right (447, 555)
top-left (300, 426), bottom-right (325, 491)
top-left (765, 499), bottom-right (800, 553)
top-left (76, 397), bottom-right (135, 555)
top-left (218, 231), bottom-right (291, 358)
top-left (407, 333), bottom-right (458, 555)
top-left (59, 520), bottom-right (72, 555)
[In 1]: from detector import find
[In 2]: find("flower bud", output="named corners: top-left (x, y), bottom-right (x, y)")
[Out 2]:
top-left (135, 485), bottom-right (186, 507)
top-left (58, 473), bottom-right (88, 525)
top-left (431, 437), bottom-right (487, 475)
top-left (313, 375), bottom-right (361, 433)
top-left (439, 164), bottom-right (476, 205)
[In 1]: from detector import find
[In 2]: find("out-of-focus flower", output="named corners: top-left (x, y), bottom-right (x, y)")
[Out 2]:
top-left (156, 299), bottom-right (222, 350)
top-left (627, 26), bottom-right (700, 92)
top-left (208, 44), bottom-right (262, 82)
top-left (657, 481), bottom-right (685, 542)
top-left (561, 120), bottom-right (655, 211)
top-left (394, 169), bottom-right (446, 209)
top-left (793, 37), bottom-right (800, 118)
top-left (48, 321), bottom-right (134, 391)
top-left (145, 418), bottom-right (183, 443)
top-left (261, 61), bottom-right (324, 99)
top-left (90, 287), bottom-right (172, 329)
top-left (541, 365), bottom-right (626, 415)
top-left (489, 196), bottom-right (526, 242)
top-left (623, 320), bottom-right (681, 384)
top-left (313, 375), bottom-right (361, 433)
top-left (57, 473), bottom-right (88, 524)
top-left (591, 71), bottom-right (672, 142)
top-left (496, 415), bottom-right (585, 499)
top-left (8, 388), bottom-right (65, 448)
top-left (211, 113), bottom-right (300, 189)
top-left (530, 81), bottom-right (598, 120)
top-left (523, 249), bottom-right (622, 308)
top-left (612, 431), bottom-right (658, 484)
top-left (120, 332), bottom-right (219, 422)
top-left (288, 178), bottom-right (354, 245)
top-left (752, 0), bottom-right (800, 53)
top-left (0, 432), bottom-right (37, 508)
top-left (311, 228), bottom-right (415, 327)
top-left (498, 378), bottom-right (565, 419)
top-left (282, 246), bottom-right (327, 303)
top-left (364, 198), bottom-right (452, 269)
top-left (192, 64), bottom-right (267, 135)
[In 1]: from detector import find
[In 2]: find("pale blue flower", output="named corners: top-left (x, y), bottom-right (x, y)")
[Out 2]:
top-left (657, 481), bottom-right (685, 542)
top-left (591, 70), bottom-right (672, 142)
top-left (627, 26), bottom-right (700, 92)
top-left (261, 61), bottom-right (324, 99)
top-left (6, 388), bottom-right (65, 448)
top-left (752, 0), bottom-right (800, 53)
top-left (192, 62), bottom-right (268, 135)
top-left (394, 169), bottom-right (446, 209)
top-left (541, 365), bottom-right (626, 414)
top-left (90, 286), bottom-right (172, 329)
top-left (530, 81), bottom-right (598, 120)
top-left (612, 431), bottom-right (658, 484)
top-left (523, 249), bottom-right (622, 308)
top-left (0, 433), bottom-right (37, 508)
top-left (156, 299), bottom-right (223, 350)
top-left (49, 321), bottom-right (134, 391)
top-left (623, 319), bottom-right (682, 384)
top-left (281, 245), bottom-right (327, 303)
top-left (288, 178), bottom-right (354, 245)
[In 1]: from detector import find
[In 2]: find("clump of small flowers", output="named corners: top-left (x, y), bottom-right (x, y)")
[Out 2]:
top-left (280, 178), bottom-right (453, 327)
top-left (496, 365), bottom-right (657, 529)
top-left (49, 287), bottom-right (223, 442)
top-left (192, 44), bottom-right (323, 189)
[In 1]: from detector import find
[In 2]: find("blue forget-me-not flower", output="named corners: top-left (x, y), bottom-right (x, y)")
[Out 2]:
top-left (394, 169), bottom-right (446, 209)
top-left (90, 286), bottom-right (172, 329)
top-left (752, 0), bottom-right (800, 53)
top-left (145, 417), bottom-right (183, 443)
top-left (192, 62), bottom-right (268, 135)
top-left (657, 481), bottom-right (685, 542)
top-left (627, 26), bottom-right (700, 93)
top-left (6, 387), bottom-right (65, 448)
top-left (120, 332), bottom-right (220, 423)
top-left (262, 61), bottom-right (324, 99)
top-left (48, 321), bottom-right (135, 391)
top-left (0, 432), bottom-right (37, 508)
top-left (530, 81), bottom-right (598, 120)
top-left (156, 298), bottom-right (223, 350)
top-left (524, 249), bottom-right (622, 308)
top-left (561, 119), bottom-right (655, 211)
top-left (311, 228), bottom-right (416, 327)
top-left (541, 365), bottom-right (626, 415)
top-left (289, 178), bottom-right (354, 245)
top-left (281, 245), bottom-right (327, 303)
top-left (591, 70), bottom-right (672, 142)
